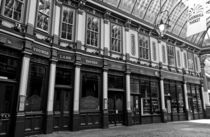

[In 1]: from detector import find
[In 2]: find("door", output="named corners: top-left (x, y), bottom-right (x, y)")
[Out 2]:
top-left (53, 88), bottom-right (71, 130)
top-left (165, 96), bottom-right (172, 121)
top-left (131, 95), bottom-right (141, 124)
top-left (0, 82), bottom-right (16, 137)
top-left (108, 92), bottom-right (124, 126)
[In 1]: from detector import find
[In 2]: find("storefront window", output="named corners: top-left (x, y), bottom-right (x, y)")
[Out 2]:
top-left (61, 6), bottom-right (75, 41)
top-left (177, 84), bottom-right (184, 113)
top-left (25, 62), bottom-right (48, 111)
top-left (150, 81), bottom-right (160, 114)
top-left (130, 78), bottom-right (139, 94)
top-left (36, 0), bottom-right (52, 31)
top-left (56, 67), bottom-right (72, 86)
top-left (108, 75), bottom-right (124, 89)
top-left (111, 23), bottom-right (122, 52)
top-left (86, 14), bottom-right (100, 47)
top-left (80, 73), bottom-right (100, 112)
top-left (141, 79), bottom-right (151, 115)
top-left (3, 0), bottom-right (24, 21)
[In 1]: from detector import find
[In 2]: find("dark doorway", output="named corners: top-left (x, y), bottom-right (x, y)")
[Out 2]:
top-left (0, 82), bottom-right (16, 137)
top-left (108, 92), bottom-right (124, 126)
top-left (53, 88), bottom-right (72, 130)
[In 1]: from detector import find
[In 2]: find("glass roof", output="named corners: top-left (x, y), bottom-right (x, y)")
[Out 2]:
top-left (101, 0), bottom-right (208, 47)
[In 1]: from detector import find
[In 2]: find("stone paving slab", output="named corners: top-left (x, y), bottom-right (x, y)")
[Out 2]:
top-left (29, 120), bottom-right (210, 137)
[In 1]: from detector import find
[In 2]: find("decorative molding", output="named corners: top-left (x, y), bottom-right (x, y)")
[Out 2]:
top-left (104, 10), bottom-right (111, 24)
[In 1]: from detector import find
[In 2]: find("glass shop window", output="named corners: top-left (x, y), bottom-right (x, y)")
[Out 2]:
top-left (55, 67), bottom-right (72, 86)
top-left (80, 73), bottom-right (100, 112)
top-left (150, 81), bottom-right (160, 114)
top-left (36, 0), bottom-right (52, 32)
top-left (140, 79), bottom-right (151, 115)
top-left (139, 34), bottom-right (149, 60)
top-left (61, 6), bottom-right (75, 41)
top-left (111, 23), bottom-right (122, 53)
top-left (86, 14), bottom-right (100, 47)
top-left (170, 83), bottom-right (178, 113)
top-left (191, 86), bottom-right (198, 113)
top-left (177, 84), bottom-right (184, 113)
top-left (196, 86), bottom-right (202, 112)
top-left (130, 78), bottom-right (140, 94)
top-left (108, 75), bottom-right (124, 89)
top-left (25, 63), bottom-right (47, 111)
top-left (3, 0), bottom-right (24, 21)
top-left (0, 54), bottom-right (20, 80)
top-left (167, 45), bottom-right (175, 66)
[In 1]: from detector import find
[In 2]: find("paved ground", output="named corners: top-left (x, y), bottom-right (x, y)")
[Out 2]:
top-left (30, 120), bottom-right (210, 137)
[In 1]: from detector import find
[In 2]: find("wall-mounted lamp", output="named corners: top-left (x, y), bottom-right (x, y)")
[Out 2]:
top-left (155, 0), bottom-right (171, 37)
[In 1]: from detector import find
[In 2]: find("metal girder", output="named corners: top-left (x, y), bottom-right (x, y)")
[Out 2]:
top-left (171, 7), bottom-right (187, 32)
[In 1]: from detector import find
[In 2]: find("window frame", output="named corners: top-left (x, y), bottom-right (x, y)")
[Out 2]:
top-left (85, 13), bottom-right (101, 47)
top-left (167, 45), bottom-right (175, 66)
top-left (131, 34), bottom-right (136, 56)
top-left (35, 0), bottom-right (52, 33)
top-left (110, 22), bottom-right (123, 53)
top-left (60, 5), bottom-right (76, 42)
top-left (2, 0), bottom-right (25, 22)
top-left (162, 44), bottom-right (166, 63)
top-left (138, 33), bottom-right (150, 60)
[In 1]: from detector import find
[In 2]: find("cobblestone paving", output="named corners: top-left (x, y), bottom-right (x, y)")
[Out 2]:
top-left (29, 120), bottom-right (210, 137)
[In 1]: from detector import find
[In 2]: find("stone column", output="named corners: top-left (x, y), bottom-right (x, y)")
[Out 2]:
top-left (125, 71), bottom-right (132, 126)
top-left (14, 52), bottom-right (31, 137)
top-left (72, 58), bottom-right (81, 131)
top-left (45, 60), bottom-right (57, 133)
top-left (160, 78), bottom-right (167, 122)
top-left (183, 81), bottom-right (190, 120)
top-left (102, 62), bottom-right (108, 128)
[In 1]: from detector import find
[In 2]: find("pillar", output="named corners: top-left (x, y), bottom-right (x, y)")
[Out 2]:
top-left (72, 63), bottom-right (81, 131)
top-left (26, 0), bottom-right (37, 35)
top-left (125, 72), bottom-right (132, 126)
top-left (102, 65), bottom-right (108, 128)
top-left (183, 81), bottom-right (191, 120)
top-left (45, 60), bottom-right (57, 133)
top-left (160, 78), bottom-right (167, 122)
top-left (14, 52), bottom-right (31, 137)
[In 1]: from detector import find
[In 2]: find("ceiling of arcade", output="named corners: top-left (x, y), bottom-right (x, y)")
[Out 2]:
top-left (92, 0), bottom-right (210, 48)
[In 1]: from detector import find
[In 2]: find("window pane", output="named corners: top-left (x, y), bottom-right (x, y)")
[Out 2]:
top-left (108, 75), bottom-right (123, 89)
top-left (139, 34), bottom-right (149, 60)
top-left (61, 7), bottom-right (74, 40)
top-left (86, 14), bottom-right (100, 47)
top-left (111, 24), bottom-right (122, 52)
top-left (131, 34), bottom-right (136, 56)
top-left (4, 0), bottom-right (24, 21)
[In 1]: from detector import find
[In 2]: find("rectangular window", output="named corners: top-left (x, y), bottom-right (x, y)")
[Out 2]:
top-left (194, 56), bottom-right (198, 71)
top-left (152, 42), bottom-right (157, 61)
top-left (36, 0), bottom-right (52, 32)
top-left (3, 0), bottom-right (24, 21)
top-left (187, 52), bottom-right (194, 71)
top-left (131, 34), bottom-right (136, 56)
top-left (80, 73), bottom-right (100, 112)
top-left (184, 52), bottom-right (187, 68)
top-left (86, 14), bottom-right (100, 47)
top-left (139, 34), bottom-right (149, 60)
top-left (108, 75), bottom-right (124, 89)
top-left (162, 45), bottom-right (166, 63)
top-left (111, 23), bottom-right (122, 52)
top-left (177, 50), bottom-right (181, 67)
top-left (61, 6), bottom-right (75, 41)
top-left (167, 45), bottom-right (175, 66)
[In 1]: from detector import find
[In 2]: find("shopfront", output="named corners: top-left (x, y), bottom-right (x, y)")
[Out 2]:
top-left (0, 46), bottom-right (21, 137)
top-left (187, 84), bottom-right (204, 120)
top-left (108, 72), bottom-right (125, 126)
top-left (164, 80), bottom-right (186, 121)
top-left (130, 75), bottom-right (161, 124)
top-left (53, 61), bottom-right (74, 131)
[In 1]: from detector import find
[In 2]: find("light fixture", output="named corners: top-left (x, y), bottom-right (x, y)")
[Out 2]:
top-left (155, 0), bottom-right (171, 38)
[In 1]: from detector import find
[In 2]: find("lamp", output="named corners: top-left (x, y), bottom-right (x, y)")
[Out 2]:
top-left (155, 0), bottom-right (171, 37)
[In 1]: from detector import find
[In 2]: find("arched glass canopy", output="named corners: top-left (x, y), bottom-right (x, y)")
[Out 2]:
top-left (99, 0), bottom-right (208, 47)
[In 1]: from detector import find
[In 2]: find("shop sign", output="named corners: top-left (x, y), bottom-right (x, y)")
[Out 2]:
top-left (82, 57), bottom-right (102, 67)
top-left (32, 45), bottom-right (50, 57)
top-left (58, 51), bottom-right (74, 62)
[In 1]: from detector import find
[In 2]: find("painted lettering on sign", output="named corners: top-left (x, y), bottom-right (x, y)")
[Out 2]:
top-left (33, 47), bottom-right (49, 56)
top-left (59, 54), bottom-right (72, 60)
top-left (85, 59), bottom-right (98, 65)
